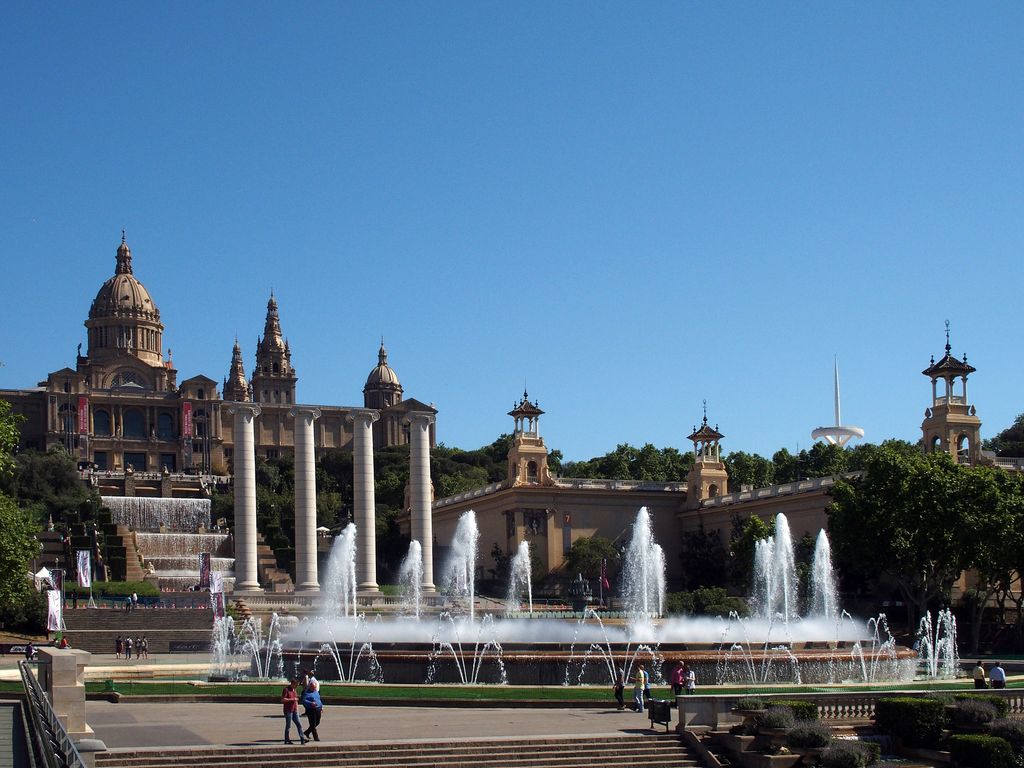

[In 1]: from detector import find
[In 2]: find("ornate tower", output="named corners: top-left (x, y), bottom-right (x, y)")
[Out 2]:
top-left (506, 391), bottom-right (552, 486)
top-left (363, 340), bottom-right (403, 409)
top-left (250, 293), bottom-right (297, 404)
top-left (922, 322), bottom-right (981, 465)
top-left (222, 339), bottom-right (250, 402)
top-left (686, 402), bottom-right (728, 504)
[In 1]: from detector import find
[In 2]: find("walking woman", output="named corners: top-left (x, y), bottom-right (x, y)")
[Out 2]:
top-left (281, 678), bottom-right (307, 744)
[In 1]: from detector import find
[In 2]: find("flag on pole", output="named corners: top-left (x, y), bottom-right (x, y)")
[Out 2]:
top-left (199, 553), bottom-right (211, 590)
top-left (47, 589), bottom-right (63, 631)
top-left (76, 550), bottom-right (92, 588)
top-left (601, 558), bottom-right (610, 591)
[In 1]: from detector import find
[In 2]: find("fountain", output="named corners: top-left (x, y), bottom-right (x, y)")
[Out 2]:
top-left (209, 613), bottom-right (286, 680)
top-left (268, 508), bottom-right (918, 685)
top-left (917, 608), bottom-right (960, 679)
top-left (398, 540), bottom-right (424, 618)
top-left (102, 496), bottom-right (211, 531)
top-left (505, 540), bottom-right (533, 615)
top-left (809, 528), bottom-right (840, 620)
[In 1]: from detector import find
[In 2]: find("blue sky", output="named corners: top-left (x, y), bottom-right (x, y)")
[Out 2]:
top-left (1, 3), bottom-right (1021, 462)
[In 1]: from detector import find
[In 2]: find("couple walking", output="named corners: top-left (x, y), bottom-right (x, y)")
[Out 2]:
top-left (281, 670), bottom-right (324, 744)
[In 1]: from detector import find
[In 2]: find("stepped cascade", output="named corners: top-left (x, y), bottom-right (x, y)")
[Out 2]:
top-left (102, 496), bottom-right (212, 532)
top-left (135, 532), bottom-right (235, 592)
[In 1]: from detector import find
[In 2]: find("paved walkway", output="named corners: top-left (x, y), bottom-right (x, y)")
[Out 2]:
top-left (87, 701), bottom-right (656, 750)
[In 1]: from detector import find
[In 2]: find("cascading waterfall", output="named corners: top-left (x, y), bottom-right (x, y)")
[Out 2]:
top-left (620, 507), bottom-right (665, 622)
top-left (398, 540), bottom-right (424, 618)
top-left (102, 496), bottom-right (211, 531)
top-left (442, 510), bottom-right (479, 623)
top-left (810, 528), bottom-right (840, 619)
top-left (506, 540), bottom-right (533, 614)
top-left (135, 531), bottom-right (234, 591)
top-left (322, 524), bottom-right (358, 618)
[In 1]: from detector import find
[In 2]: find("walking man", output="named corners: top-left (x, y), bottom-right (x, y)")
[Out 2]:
top-left (990, 661), bottom-right (1007, 689)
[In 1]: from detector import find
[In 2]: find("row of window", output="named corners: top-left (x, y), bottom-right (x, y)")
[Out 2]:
top-left (92, 452), bottom-right (177, 472)
top-left (91, 326), bottom-right (160, 352)
top-left (65, 408), bottom-right (211, 440)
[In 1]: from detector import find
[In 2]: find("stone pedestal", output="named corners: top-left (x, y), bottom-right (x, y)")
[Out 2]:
top-left (406, 411), bottom-right (436, 592)
top-left (229, 403), bottom-right (262, 594)
top-left (291, 406), bottom-right (321, 593)
top-left (350, 409), bottom-right (380, 592)
top-left (36, 647), bottom-right (93, 738)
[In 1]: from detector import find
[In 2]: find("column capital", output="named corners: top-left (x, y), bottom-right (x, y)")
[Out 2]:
top-left (228, 402), bottom-right (262, 417)
top-left (288, 405), bottom-right (322, 420)
top-left (348, 408), bottom-right (380, 425)
top-left (403, 410), bottom-right (436, 427)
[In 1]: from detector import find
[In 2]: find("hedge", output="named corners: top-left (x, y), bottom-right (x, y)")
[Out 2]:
top-left (64, 581), bottom-right (159, 598)
top-left (991, 719), bottom-right (1024, 754)
top-left (773, 699), bottom-right (819, 721)
top-left (948, 734), bottom-right (1015, 768)
top-left (785, 721), bottom-right (832, 748)
top-left (874, 697), bottom-right (946, 747)
top-left (954, 693), bottom-right (1010, 719)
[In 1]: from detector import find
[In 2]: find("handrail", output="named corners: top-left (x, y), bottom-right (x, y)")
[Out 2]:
top-left (18, 661), bottom-right (87, 768)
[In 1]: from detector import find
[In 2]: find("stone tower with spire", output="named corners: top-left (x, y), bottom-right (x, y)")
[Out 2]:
top-left (223, 339), bottom-right (250, 402)
top-left (921, 322), bottom-right (982, 465)
top-left (686, 402), bottom-right (729, 504)
top-left (506, 391), bottom-right (553, 486)
top-left (251, 293), bottom-right (297, 404)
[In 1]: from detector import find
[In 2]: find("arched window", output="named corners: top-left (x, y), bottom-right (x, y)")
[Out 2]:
top-left (273, 362), bottom-right (280, 374)
top-left (930, 435), bottom-right (942, 452)
top-left (708, 483), bottom-right (720, 498)
top-left (94, 410), bottom-right (112, 437)
top-left (197, 388), bottom-right (205, 400)
top-left (527, 461), bottom-right (538, 483)
top-left (956, 434), bottom-right (970, 462)
top-left (58, 403), bottom-right (76, 433)
top-left (157, 413), bottom-right (175, 441)
top-left (123, 409), bottom-right (146, 439)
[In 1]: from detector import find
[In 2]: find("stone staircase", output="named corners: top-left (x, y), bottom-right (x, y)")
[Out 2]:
top-left (62, 607), bottom-right (214, 654)
top-left (256, 535), bottom-right (293, 592)
top-left (98, 734), bottom-right (704, 768)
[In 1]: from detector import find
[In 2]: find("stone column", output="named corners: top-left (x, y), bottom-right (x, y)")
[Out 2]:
top-left (230, 403), bottom-right (262, 593)
top-left (291, 406), bottom-right (321, 593)
top-left (406, 411), bottom-right (436, 592)
top-left (349, 409), bottom-right (380, 592)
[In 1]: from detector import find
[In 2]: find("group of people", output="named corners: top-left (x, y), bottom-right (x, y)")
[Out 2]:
top-left (123, 592), bottom-right (140, 612)
top-left (115, 635), bottom-right (148, 659)
top-left (281, 669), bottom-right (324, 744)
top-left (612, 661), bottom-right (695, 711)
top-left (972, 660), bottom-right (1008, 689)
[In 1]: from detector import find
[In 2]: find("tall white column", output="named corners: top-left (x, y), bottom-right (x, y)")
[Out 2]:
top-left (291, 406), bottom-right (321, 593)
top-left (406, 411), bottom-right (436, 592)
top-left (229, 403), bottom-right (261, 593)
top-left (350, 409), bottom-right (380, 592)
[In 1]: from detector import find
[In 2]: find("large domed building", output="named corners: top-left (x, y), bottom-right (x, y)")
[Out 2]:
top-left (1, 235), bottom-right (434, 496)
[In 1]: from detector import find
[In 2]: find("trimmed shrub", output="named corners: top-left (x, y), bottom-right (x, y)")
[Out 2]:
top-left (991, 719), bottom-right (1024, 754)
top-left (785, 721), bottom-right (832, 748)
top-left (950, 699), bottom-right (997, 726)
top-left (757, 705), bottom-right (796, 729)
top-left (65, 580), bottom-right (159, 598)
top-left (819, 740), bottom-right (873, 768)
top-left (732, 697), bottom-right (766, 711)
top-left (948, 734), bottom-right (1015, 768)
top-left (954, 693), bottom-right (1010, 719)
top-left (773, 699), bottom-right (819, 721)
top-left (874, 696), bottom-right (946, 747)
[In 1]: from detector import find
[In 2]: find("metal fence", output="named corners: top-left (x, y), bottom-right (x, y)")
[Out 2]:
top-left (18, 661), bottom-right (87, 768)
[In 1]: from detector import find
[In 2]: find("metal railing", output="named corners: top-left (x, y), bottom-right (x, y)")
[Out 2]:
top-left (18, 661), bottom-right (87, 768)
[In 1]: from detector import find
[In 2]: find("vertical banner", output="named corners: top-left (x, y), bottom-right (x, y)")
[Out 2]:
top-left (47, 590), bottom-right (63, 631)
top-left (210, 571), bottom-right (223, 595)
top-left (51, 569), bottom-right (64, 594)
top-left (210, 591), bottom-right (225, 619)
top-left (76, 550), bottom-right (92, 588)
top-left (78, 396), bottom-right (89, 434)
top-left (182, 401), bottom-right (193, 436)
top-left (198, 553), bottom-right (211, 590)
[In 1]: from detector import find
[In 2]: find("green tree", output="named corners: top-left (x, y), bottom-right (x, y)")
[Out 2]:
top-left (828, 446), bottom-right (996, 624)
top-left (728, 514), bottom-right (774, 593)
top-left (565, 535), bottom-right (618, 579)
top-left (0, 447), bottom-right (94, 524)
top-left (724, 451), bottom-right (775, 489)
top-left (0, 401), bottom-right (21, 476)
top-left (680, 522), bottom-right (728, 590)
top-left (984, 413), bottom-right (1024, 458)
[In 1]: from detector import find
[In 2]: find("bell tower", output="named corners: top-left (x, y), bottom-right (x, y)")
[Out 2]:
top-left (686, 401), bottom-right (729, 504)
top-left (921, 322), bottom-right (981, 465)
top-left (506, 391), bottom-right (552, 486)
top-left (251, 293), bottom-right (297, 404)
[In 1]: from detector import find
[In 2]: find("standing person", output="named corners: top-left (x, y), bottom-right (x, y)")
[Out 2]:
top-left (115, 635), bottom-right (122, 660)
top-left (613, 667), bottom-right (625, 710)
top-left (281, 678), bottom-right (307, 744)
top-left (990, 661), bottom-right (1007, 689)
top-left (131, 591), bottom-right (138, 611)
top-left (685, 665), bottom-right (697, 695)
top-left (633, 664), bottom-right (646, 712)
top-left (669, 661), bottom-right (685, 698)
top-left (301, 680), bottom-right (323, 742)
top-left (135, 636), bottom-right (143, 660)
top-left (642, 664), bottom-right (652, 703)
top-left (973, 660), bottom-right (988, 689)
top-left (303, 669), bottom-right (320, 693)
top-left (125, 636), bottom-right (133, 660)
top-left (141, 636), bottom-right (149, 659)
top-left (24, 642), bottom-right (35, 661)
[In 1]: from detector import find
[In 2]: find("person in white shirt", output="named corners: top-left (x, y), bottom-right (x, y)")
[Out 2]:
top-left (990, 662), bottom-right (1007, 689)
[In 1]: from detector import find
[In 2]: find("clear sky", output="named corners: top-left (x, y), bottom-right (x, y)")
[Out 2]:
top-left (1, 3), bottom-right (1021, 462)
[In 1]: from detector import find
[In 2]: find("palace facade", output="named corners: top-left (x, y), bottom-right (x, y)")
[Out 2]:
top-left (0, 235), bottom-right (434, 495)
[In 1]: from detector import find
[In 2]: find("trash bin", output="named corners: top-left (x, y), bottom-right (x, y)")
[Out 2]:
top-left (649, 699), bottom-right (672, 731)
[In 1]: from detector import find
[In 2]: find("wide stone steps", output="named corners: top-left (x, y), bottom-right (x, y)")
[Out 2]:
top-left (99, 734), bottom-right (703, 768)
top-left (63, 607), bottom-right (213, 653)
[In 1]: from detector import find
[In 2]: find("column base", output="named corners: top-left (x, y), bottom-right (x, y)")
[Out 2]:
top-left (358, 583), bottom-right (380, 593)
top-left (232, 585), bottom-right (265, 596)
top-left (293, 584), bottom-right (321, 594)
